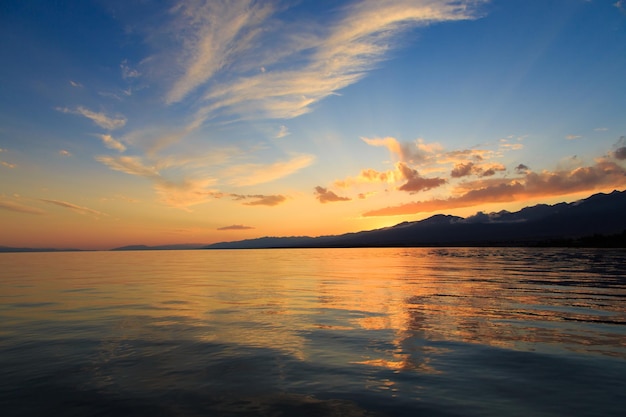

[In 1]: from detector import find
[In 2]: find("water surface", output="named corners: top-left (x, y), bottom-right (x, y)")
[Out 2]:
top-left (1, 248), bottom-right (625, 416)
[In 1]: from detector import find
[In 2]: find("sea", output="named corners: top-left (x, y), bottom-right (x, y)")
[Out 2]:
top-left (1, 248), bottom-right (625, 417)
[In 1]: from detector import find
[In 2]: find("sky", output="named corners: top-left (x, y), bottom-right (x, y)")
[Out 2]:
top-left (1, 0), bottom-right (625, 250)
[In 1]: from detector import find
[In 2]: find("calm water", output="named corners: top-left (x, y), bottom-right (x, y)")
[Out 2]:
top-left (1, 248), bottom-right (625, 416)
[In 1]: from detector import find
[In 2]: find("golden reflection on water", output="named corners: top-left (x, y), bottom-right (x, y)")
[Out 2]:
top-left (1, 248), bottom-right (625, 377)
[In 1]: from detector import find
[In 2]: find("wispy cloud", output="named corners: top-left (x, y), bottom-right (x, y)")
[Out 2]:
top-left (227, 154), bottom-right (315, 187)
top-left (362, 136), bottom-right (442, 164)
top-left (96, 155), bottom-right (218, 209)
top-left (1, 161), bottom-right (16, 168)
top-left (565, 134), bottom-right (582, 140)
top-left (121, 59), bottom-right (141, 79)
top-left (231, 194), bottom-right (288, 206)
top-left (96, 155), bottom-right (159, 178)
top-left (69, 80), bottom-right (83, 88)
top-left (59, 150), bottom-right (72, 156)
top-left (217, 224), bottom-right (255, 231)
top-left (314, 186), bottom-right (351, 203)
top-left (152, 177), bottom-right (217, 209)
top-left (40, 199), bottom-right (107, 217)
top-left (97, 134), bottom-right (127, 152)
top-left (0, 196), bottom-right (45, 215)
top-left (159, 0), bottom-right (482, 121)
top-left (57, 106), bottom-right (126, 130)
top-left (165, 0), bottom-right (274, 104)
top-left (276, 125), bottom-right (290, 139)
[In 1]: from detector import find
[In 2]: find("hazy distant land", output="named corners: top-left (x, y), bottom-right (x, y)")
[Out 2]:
top-left (2, 190), bottom-right (625, 253)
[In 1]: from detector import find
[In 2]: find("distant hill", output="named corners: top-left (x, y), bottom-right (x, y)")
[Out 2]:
top-left (111, 243), bottom-right (207, 251)
top-left (205, 189), bottom-right (626, 249)
top-left (0, 246), bottom-right (83, 253)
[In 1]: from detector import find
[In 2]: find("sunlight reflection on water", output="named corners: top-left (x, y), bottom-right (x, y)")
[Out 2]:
top-left (1, 248), bottom-right (625, 416)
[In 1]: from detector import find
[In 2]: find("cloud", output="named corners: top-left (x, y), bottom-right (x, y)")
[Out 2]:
top-left (396, 162), bottom-right (446, 193)
top-left (334, 167), bottom-right (398, 188)
top-left (450, 162), bottom-right (475, 178)
top-left (276, 125), bottom-right (290, 139)
top-left (479, 163), bottom-right (506, 177)
top-left (566, 134), bottom-right (582, 140)
top-left (498, 142), bottom-right (524, 151)
top-left (358, 191), bottom-right (377, 199)
top-left (1, 161), bottom-right (16, 168)
top-left (231, 194), bottom-right (287, 206)
top-left (121, 59), bottom-right (141, 79)
top-left (314, 186), bottom-right (351, 203)
top-left (96, 155), bottom-right (218, 209)
top-left (450, 162), bottom-right (506, 178)
top-left (96, 155), bottom-right (159, 178)
top-left (40, 199), bottom-right (107, 217)
top-left (57, 106), bottom-right (126, 130)
top-left (613, 137), bottom-right (626, 160)
top-left (227, 153), bottom-right (315, 186)
top-left (0, 197), bottom-right (45, 215)
top-left (97, 134), bottom-right (127, 152)
top-left (364, 160), bottom-right (626, 216)
top-left (361, 136), bottom-right (441, 164)
top-left (217, 224), bottom-right (255, 231)
top-left (515, 163), bottom-right (529, 174)
top-left (69, 80), bottom-right (83, 88)
top-left (165, 0), bottom-right (274, 104)
top-left (161, 0), bottom-right (482, 120)
top-left (0, 148), bottom-right (5, 152)
top-left (594, 127), bottom-right (609, 132)
top-left (59, 150), bottom-right (72, 156)
top-left (437, 148), bottom-right (494, 165)
top-left (152, 177), bottom-right (217, 209)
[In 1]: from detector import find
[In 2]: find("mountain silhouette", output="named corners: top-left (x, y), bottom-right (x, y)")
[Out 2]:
top-left (205, 189), bottom-right (626, 249)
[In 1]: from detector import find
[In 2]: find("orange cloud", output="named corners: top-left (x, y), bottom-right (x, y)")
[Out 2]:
top-left (0, 197), bottom-right (45, 215)
top-left (396, 162), bottom-right (446, 193)
top-left (334, 167), bottom-right (397, 188)
top-left (364, 160), bottom-right (626, 217)
top-left (40, 199), bottom-right (107, 217)
top-left (450, 162), bottom-right (475, 178)
top-left (230, 194), bottom-right (287, 206)
top-left (479, 163), bottom-right (506, 177)
top-left (314, 186), bottom-right (351, 203)
top-left (217, 224), bottom-right (255, 231)
top-left (361, 136), bottom-right (441, 164)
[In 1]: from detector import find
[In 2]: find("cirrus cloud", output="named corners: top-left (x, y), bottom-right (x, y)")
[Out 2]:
top-left (56, 106), bottom-right (127, 130)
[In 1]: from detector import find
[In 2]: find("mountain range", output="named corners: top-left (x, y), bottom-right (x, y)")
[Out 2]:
top-left (204, 189), bottom-right (626, 249)
top-left (1, 190), bottom-right (625, 253)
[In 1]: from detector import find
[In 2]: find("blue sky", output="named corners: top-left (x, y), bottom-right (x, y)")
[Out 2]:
top-left (1, 0), bottom-right (625, 249)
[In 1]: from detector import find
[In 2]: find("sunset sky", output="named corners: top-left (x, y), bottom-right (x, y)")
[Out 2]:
top-left (1, 0), bottom-right (625, 250)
